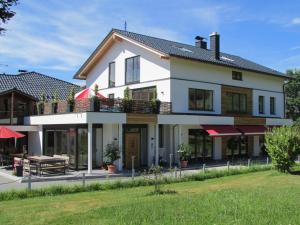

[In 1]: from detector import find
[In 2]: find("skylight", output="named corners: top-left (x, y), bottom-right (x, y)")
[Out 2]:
top-left (171, 45), bottom-right (193, 53)
top-left (220, 56), bottom-right (234, 62)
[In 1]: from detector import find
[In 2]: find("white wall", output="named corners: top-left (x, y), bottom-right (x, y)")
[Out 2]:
top-left (86, 38), bottom-right (171, 101)
top-left (28, 126), bottom-right (43, 156)
top-left (252, 90), bottom-right (284, 118)
top-left (213, 137), bottom-right (222, 160)
top-left (253, 136), bottom-right (260, 157)
top-left (171, 79), bottom-right (221, 114)
top-left (170, 57), bottom-right (285, 92)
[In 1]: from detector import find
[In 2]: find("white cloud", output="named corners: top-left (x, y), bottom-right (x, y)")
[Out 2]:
top-left (290, 17), bottom-right (300, 25)
top-left (0, 0), bottom-right (183, 76)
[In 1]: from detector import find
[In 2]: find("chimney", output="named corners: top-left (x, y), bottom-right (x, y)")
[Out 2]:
top-left (210, 32), bottom-right (220, 60)
top-left (195, 36), bottom-right (207, 49)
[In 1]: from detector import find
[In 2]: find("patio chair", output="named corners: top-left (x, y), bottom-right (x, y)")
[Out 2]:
top-left (23, 159), bottom-right (37, 175)
top-left (53, 155), bottom-right (70, 172)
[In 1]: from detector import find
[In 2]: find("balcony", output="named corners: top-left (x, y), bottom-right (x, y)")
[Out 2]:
top-left (32, 98), bottom-right (172, 116)
top-left (0, 111), bottom-right (29, 125)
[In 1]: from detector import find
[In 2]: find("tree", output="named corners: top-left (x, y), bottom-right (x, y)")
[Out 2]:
top-left (265, 126), bottom-right (300, 173)
top-left (285, 69), bottom-right (300, 121)
top-left (0, 0), bottom-right (19, 34)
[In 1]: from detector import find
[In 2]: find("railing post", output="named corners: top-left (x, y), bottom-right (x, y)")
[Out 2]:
top-left (248, 158), bottom-right (251, 168)
top-left (28, 173), bottom-right (31, 191)
top-left (174, 166), bottom-right (177, 179)
top-left (82, 173), bottom-right (86, 187)
top-left (131, 156), bottom-right (135, 180)
top-left (227, 161), bottom-right (230, 172)
top-left (266, 157), bottom-right (269, 165)
top-left (169, 154), bottom-right (173, 170)
top-left (202, 163), bottom-right (206, 174)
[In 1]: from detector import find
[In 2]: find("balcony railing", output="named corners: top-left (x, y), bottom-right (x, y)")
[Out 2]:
top-left (0, 111), bottom-right (29, 125)
top-left (32, 98), bottom-right (172, 116)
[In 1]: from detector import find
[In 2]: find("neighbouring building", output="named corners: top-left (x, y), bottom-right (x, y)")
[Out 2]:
top-left (3, 29), bottom-right (292, 172)
top-left (0, 71), bottom-right (80, 155)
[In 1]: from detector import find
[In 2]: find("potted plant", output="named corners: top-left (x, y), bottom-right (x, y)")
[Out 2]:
top-left (37, 92), bottom-right (46, 115)
top-left (104, 142), bottom-right (120, 173)
top-left (150, 87), bottom-right (161, 114)
top-left (123, 87), bottom-right (133, 113)
top-left (92, 84), bottom-right (101, 111)
top-left (67, 87), bottom-right (75, 112)
top-left (51, 91), bottom-right (58, 113)
top-left (177, 143), bottom-right (192, 168)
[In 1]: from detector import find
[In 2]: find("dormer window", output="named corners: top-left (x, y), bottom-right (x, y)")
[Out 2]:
top-left (125, 56), bottom-right (140, 84)
top-left (232, 71), bottom-right (242, 81)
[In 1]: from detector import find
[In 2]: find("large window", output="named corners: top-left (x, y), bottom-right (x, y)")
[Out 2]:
top-left (125, 56), bottom-right (140, 84)
top-left (132, 86), bottom-right (155, 101)
top-left (270, 97), bottom-right (276, 115)
top-left (189, 129), bottom-right (213, 161)
top-left (226, 136), bottom-right (248, 158)
top-left (189, 88), bottom-right (213, 111)
top-left (226, 92), bottom-right (247, 113)
top-left (108, 62), bottom-right (115, 87)
top-left (259, 96), bottom-right (264, 114)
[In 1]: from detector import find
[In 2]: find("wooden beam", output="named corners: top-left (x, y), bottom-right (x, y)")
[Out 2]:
top-left (113, 35), bottom-right (123, 42)
top-left (160, 55), bottom-right (170, 60)
top-left (10, 92), bottom-right (14, 125)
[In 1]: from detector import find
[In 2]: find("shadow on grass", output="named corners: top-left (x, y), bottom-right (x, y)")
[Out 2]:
top-left (147, 189), bottom-right (177, 196)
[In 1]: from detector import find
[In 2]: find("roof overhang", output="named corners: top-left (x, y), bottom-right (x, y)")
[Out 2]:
top-left (0, 88), bottom-right (38, 101)
top-left (74, 30), bottom-right (169, 80)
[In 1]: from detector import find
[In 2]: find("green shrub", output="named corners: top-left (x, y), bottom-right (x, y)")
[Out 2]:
top-left (265, 126), bottom-right (300, 173)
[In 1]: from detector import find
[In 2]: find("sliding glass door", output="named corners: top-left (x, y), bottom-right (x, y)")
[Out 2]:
top-left (189, 129), bottom-right (213, 162)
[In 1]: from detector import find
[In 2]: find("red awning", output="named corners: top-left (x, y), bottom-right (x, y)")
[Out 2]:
top-left (0, 127), bottom-right (25, 139)
top-left (235, 125), bottom-right (267, 135)
top-left (202, 125), bottom-right (242, 137)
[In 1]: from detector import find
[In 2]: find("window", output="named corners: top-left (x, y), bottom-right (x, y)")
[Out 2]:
top-left (108, 94), bottom-right (114, 99)
top-left (108, 62), bottom-right (115, 87)
top-left (159, 125), bottom-right (164, 148)
top-left (125, 56), bottom-right (140, 84)
top-left (232, 71), bottom-right (242, 81)
top-left (189, 129), bottom-right (213, 160)
top-left (189, 88), bottom-right (213, 111)
top-left (132, 87), bottom-right (156, 101)
top-left (270, 97), bottom-right (276, 115)
top-left (226, 92), bottom-right (247, 113)
top-left (259, 96), bottom-right (264, 114)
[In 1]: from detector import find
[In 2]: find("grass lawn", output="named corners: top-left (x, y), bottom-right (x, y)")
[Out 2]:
top-left (0, 170), bottom-right (300, 225)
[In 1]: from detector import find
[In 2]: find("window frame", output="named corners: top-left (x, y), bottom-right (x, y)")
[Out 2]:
top-left (188, 88), bottom-right (214, 111)
top-left (232, 71), bottom-right (243, 81)
top-left (270, 97), bottom-right (276, 115)
top-left (226, 92), bottom-right (247, 114)
top-left (125, 56), bottom-right (140, 85)
top-left (108, 62), bottom-right (116, 87)
top-left (258, 96), bottom-right (264, 114)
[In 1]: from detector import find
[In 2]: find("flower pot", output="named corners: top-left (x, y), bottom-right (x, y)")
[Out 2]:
top-left (180, 160), bottom-right (188, 168)
top-left (107, 164), bottom-right (117, 174)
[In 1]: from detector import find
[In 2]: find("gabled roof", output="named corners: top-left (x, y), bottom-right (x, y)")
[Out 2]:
top-left (74, 28), bottom-right (287, 79)
top-left (0, 72), bottom-right (81, 100)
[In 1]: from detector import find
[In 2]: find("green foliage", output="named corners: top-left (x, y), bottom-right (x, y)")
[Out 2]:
top-left (285, 69), bottom-right (300, 121)
top-left (93, 84), bottom-right (99, 96)
top-left (0, 0), bottom-right (19, 34)
top-left (143, 165), bottom-right (164, 194)
top-left (265, 126), bottom-right (300, 172)
top-left (103, 142), bottom-right (120, 165)
top-left (177, 143), bottom-right (192, 161)
top-left (67, 87), bottom-right (75, 104)
top-left (51, 90), bottom-right (59, 104)
top-left (123, 87), bottom-right (133, 112)
top-left (150, 87), bottom-right (161, 114)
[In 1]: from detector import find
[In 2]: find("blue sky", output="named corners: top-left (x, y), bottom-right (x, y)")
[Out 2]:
top-left (0, 0), bottom-right (300, 84)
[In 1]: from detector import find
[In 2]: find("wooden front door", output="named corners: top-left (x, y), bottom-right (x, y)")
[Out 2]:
top-left (125, 133), bottom-right (140, 169)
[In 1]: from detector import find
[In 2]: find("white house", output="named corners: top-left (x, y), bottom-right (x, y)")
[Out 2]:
top-left (3, 29), bottom-right (292, 173)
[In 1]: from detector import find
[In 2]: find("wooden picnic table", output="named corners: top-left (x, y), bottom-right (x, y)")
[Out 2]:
top-left (27, 156), bottom-right (66, 176)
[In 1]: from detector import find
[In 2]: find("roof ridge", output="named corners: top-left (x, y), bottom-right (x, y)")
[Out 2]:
top-left (112, 28), bottom-right (212, 51)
